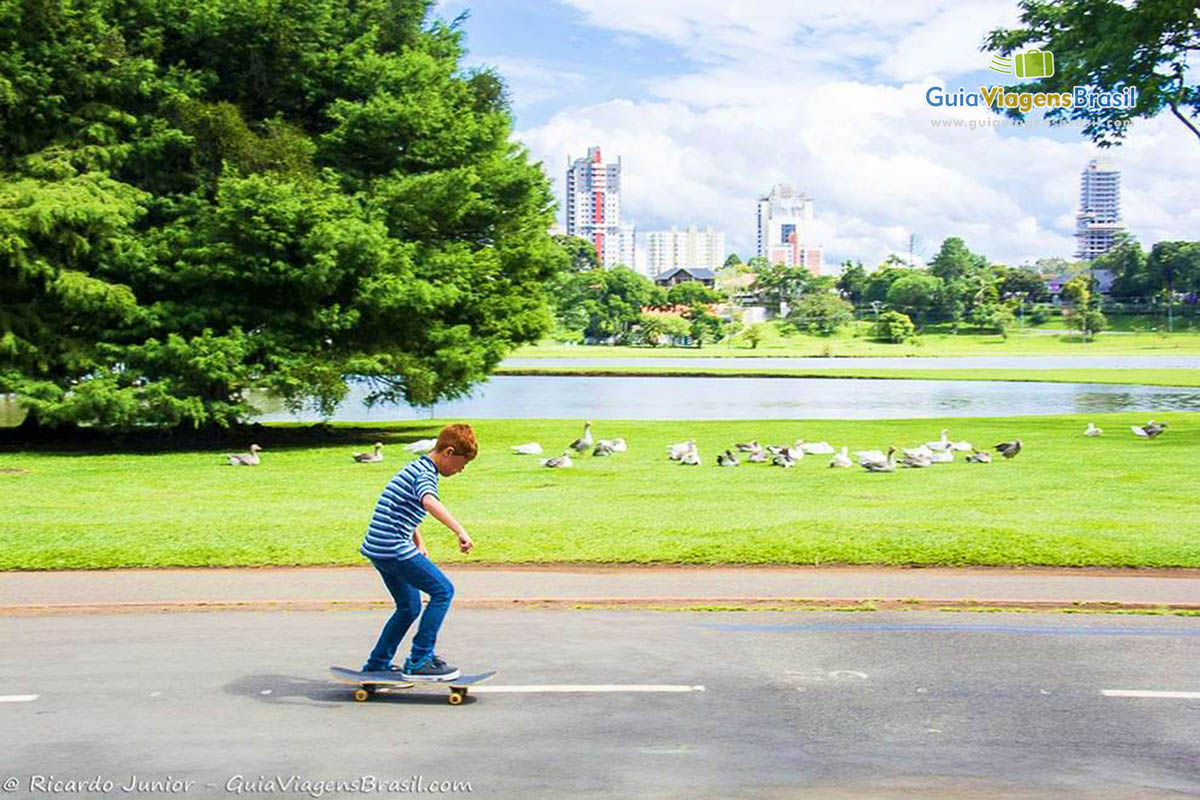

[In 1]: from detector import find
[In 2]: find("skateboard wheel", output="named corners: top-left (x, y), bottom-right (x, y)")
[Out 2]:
top-left (354, 689), bottom-right (370, 702)
top-left (448, 691), bottom-right (464, 706)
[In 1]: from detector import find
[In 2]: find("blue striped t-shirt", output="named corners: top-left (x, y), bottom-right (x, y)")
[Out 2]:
top-left (360, 455), bottom-right (439, 561)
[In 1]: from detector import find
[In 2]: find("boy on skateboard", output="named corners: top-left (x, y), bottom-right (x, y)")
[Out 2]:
top-left (360, 423), bottom-right (476, 680)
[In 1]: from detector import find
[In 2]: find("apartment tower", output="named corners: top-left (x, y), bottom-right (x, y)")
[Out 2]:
top-left (565, 146), bottom-right (635, 268)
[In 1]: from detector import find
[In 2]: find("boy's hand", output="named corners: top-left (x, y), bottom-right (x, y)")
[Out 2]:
top-left (457, 532), bottom-right (474, 554)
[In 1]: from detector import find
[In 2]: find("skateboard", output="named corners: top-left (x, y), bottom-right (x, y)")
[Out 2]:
top-left (330, 666), bottom-right (498, 705)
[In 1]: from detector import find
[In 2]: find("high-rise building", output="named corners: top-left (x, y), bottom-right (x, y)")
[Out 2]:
top-left (565, 146), bottom-right (635, 269)
top-left (756, 184), bottom-right (823, 275)
top-left (1074, 159), bottom-right (1124, 260)
top-left (645, 225), bottom-right (726, 278)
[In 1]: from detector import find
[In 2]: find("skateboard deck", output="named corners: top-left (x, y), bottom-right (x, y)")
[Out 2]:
top-left (330, 666), bottom-right (498, 705)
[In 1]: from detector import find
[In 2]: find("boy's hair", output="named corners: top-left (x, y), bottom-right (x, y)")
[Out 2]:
top-left (434, 423), bottom-right (478, 460)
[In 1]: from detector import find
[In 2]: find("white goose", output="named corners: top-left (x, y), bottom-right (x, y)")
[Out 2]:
top-left (667, 439), bottom-right (694, 460)
top-left (541, 451), bottom-right (573, 468)
top-left (569, 421), bottom-right (594, 453)
top-left (352, 442), bottom-right (384, 463)
top-left (511, 442), bottom-right (544, 455)
top-left (717, 449), bottom-right (740, 467)
top-left (862, 446), bottom-right (897, 473)
top-left (606, 438), bottom-right (627, 453)
top-left (929, 447), bottom-right (953, 464)
top-left (680, 442), bottom-right (701, 466)
top-left (800, 440), bottom-right (835, 455)
top-left (403, 439), bottom-right (436, 454)
top-left (854, 449), bottom-right (887, 466)
top-left (227, 444), bottom-right (262, 466)
top-left (747, 447), bottom-right (769, 463)
top-left (1084, 422), bottom-right (1102, 437)
top-left (928, 429), bottom-right (972, 452)
top-left (966, 449), bottom-right (992, 463)
top-left (829, 447), bottom-right (852, 468)
top-left (902, 444), bottom-right (934, 460)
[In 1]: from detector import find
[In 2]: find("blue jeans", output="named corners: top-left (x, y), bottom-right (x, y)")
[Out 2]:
top-left (363, 553), bottom-right (455, 671)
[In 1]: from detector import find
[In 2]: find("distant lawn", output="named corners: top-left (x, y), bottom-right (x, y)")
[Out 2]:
top-left (518, 321), bottom-right (1200, 358)
top-left (1, 413), bottom-right (1196, 570)
top-left (494, 366), bottom-right (1200, 388)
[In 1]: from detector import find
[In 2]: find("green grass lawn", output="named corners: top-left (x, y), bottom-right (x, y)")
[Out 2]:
top-left (2, 414), bottom-right (1196, 570)
top-left (493, 366), bottom-right (1200, 388)
top-left (518, 321), bottom-right (1200, 357)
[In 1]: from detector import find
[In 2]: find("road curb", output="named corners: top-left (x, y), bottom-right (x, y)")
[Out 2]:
top-left (2, 596), bottom-right (1198, 616)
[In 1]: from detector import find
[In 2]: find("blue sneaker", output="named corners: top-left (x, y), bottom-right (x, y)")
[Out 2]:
top-left (401, 654), bottom-right (460, 681)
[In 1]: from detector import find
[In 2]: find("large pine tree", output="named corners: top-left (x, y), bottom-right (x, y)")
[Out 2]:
top-left (0, 0), bottom-right (562, 429)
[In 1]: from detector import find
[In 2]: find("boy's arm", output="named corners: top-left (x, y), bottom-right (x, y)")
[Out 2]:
top-left (413, 528), bottom-right (427, 556)
top-left (422, 495), bottom-right (473, 553)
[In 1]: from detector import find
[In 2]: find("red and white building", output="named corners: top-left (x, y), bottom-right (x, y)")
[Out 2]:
top-left (756, 183), bottom-right (823, 276)
top-left (565, 146), bottom-right (635, 269)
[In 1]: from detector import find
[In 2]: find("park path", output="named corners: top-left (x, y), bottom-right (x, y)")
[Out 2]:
top-left (1, 564), bottom-right (1198, 615)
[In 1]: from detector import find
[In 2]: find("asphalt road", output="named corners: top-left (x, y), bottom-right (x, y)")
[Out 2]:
top-left (1, 609), bottom-right (1198, 799)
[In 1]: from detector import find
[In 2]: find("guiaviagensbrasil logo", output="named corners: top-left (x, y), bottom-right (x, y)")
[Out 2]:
top-left (926, 47), bottom-right (1136, 115)
top-left (989, 49), bottom-right (1055, 79)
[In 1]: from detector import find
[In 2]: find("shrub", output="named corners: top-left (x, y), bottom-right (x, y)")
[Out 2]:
top-left (874, 310), bottom-right (917, 343)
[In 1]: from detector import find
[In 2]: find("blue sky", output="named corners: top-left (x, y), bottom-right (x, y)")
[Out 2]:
top-left (435, 0), bottom-right (1199, 270)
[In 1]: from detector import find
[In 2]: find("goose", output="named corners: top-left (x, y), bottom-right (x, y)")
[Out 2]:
top-left (734, 440), bottom-right (760, 452)
top-left (227, 444), bottom-right (262, 466)
top-left (771, 452), bottom-right (795, 468)
top-left (901, 451), bottom-right (932, 468)
top-left (511, 442), bottom-right (544, 455)
top-left (403, 439), bottom-right (436, 454)
top-left (667, 439), bottom-right (694, 460)
top-left (994, 439), bottom-right (1022, 459)
top-left (929, 447), bottom-right (953, 464)
top-left (541, 451), bottom-right (573, 468)
top-left (902, 444), bottom-right (934, 460)
top-left (1131, 420), bottom-right (1167, 438)
top-left (854, 449), bottom-right (887, 466)
top-left (800, 440), bottom-right (835, 455)
top-left (592, 443), bottom-right (615, 457)
top-left (966, 449), bottom-right (992, 463)
top-left (926, 429), bottom-right (973, 452)
top-left (766, 444), bottom-right (787, 455)
top-left (680, 442), bottom-right (701, 466)
top-left (783, 441), bottom-right (806, 461)
top-left (926, 429), bottom-right (953, 451)
top-left (862, 446), bottom-right (897, 473)
top-left (747, 447), bottom-right (769, 463)
top-left (717, 449), bottom-right (740, 467)
top-left (596, 438), bottom-right (626, 453)
top-left (352, 442), bottom-right (384, 463)
top-left (829, 446), bottom-right (852, 468)
top-left (569, 421), bottom-right (594, 453)
top-left (1084, 422), bottom-right (1102, 437)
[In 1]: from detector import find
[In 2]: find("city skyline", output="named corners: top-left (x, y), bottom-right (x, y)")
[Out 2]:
top-left (437, 0), bottom-right (1198, 268)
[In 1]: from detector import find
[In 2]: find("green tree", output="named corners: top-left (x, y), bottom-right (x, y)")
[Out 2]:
top-left (723, 253), bottom-right (742, 268)
top-left (555, 268), bottom-right (665, 342)
top-left (985, 0), bottom-right (1200, 146)
top-left (742, 322), bottom-right (766, 349)
top-left (1, 0), bottom-right (562, 430)
top-left (837, 260), bottom-right (868, 305)
top-left (553, 234), bottom-right (600, 271)
top-left (753, 264), bottom-right (815, 313)
top-left (995, 266), bottom-right (1052, 303)
top-left (1100, 236), bottom-right (1151, 299)
top-left (874, 310), bottom-right (917, 343)
top-left (786, 294), bottom-right (855, 336)
top-left (929, 237), bottom-right (988, 282)
top-left (1146, 241), bottom-right (1200, 329)
top-left (886, 273), bottom-right (944, 324)
top-left (863, 266), bottom-right (909, 304)
top-left (970, 302), bottom-right (1018, 337)
top-left (666, 281), bottom-right (722, 306)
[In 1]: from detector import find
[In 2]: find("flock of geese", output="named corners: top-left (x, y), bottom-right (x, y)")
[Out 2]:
top-left (219, 418), bottom-right (1170, 467)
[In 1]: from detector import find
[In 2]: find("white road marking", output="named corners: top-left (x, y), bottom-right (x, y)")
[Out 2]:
top-left (470, 684), bottom-right (705, 694)
top-left (0, 694), bottom-right (38, 703)
top-left (1102, 690), bottom-right (1200, 699)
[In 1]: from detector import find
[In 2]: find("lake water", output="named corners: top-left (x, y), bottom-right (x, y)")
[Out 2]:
top-left (251, 375), bottom-right (1200, 422)
top-left (502, 356), bottom-right (1200, 370)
